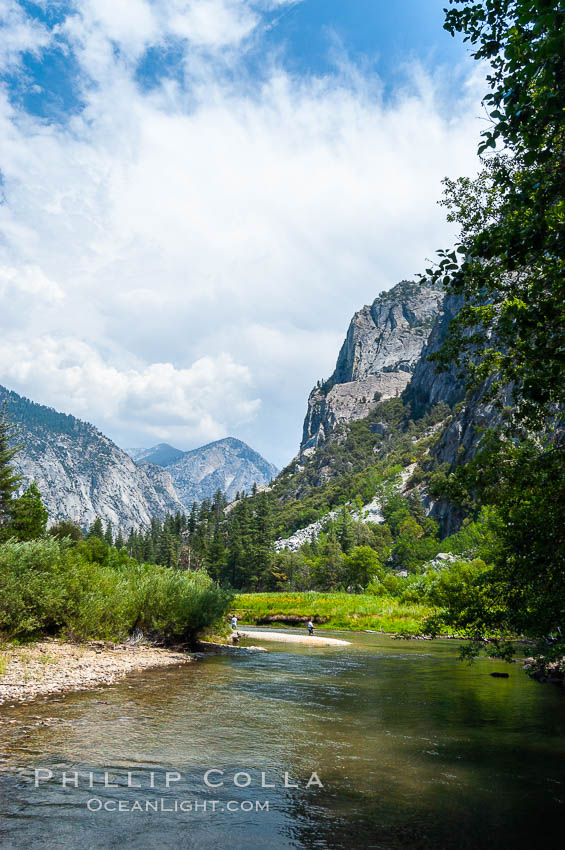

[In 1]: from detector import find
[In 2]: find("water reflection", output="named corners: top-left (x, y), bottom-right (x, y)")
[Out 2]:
top-left (0, 631), bottom-right (564, 849)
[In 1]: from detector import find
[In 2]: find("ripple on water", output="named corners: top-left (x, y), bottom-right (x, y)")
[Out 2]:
top-left (0, 632), bottom-right (564, 850)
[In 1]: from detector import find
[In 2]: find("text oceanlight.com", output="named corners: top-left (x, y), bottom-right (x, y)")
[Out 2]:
top-left (87, 798), bottom-right (271, 813)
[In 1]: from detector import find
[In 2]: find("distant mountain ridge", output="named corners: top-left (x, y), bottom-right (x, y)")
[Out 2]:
top-left (0, 385), bottom-right (185, 532)
top-left (126, 443), bottom-right (185, 467)
top-left (0, 386), bottom-right (277, 531)
top-left (128, 437), bottom-right (278, 504)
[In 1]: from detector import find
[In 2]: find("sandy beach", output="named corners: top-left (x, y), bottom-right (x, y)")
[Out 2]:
top-left (237, 629), bottom-right (350, 646)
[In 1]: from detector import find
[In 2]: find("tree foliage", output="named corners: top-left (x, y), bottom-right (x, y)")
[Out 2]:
top-left (429, 436), bottom-right (565, 661)
top-left (0, 537), bottom-right (231, 642)
top-left (9, 482), bottom-right (48, 541)
top-left (427, 0), bottom-right (564, 425)
top-left (0, 405), bottom-right (23, 530)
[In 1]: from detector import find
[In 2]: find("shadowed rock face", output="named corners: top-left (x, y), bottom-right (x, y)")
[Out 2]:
top-left (301, 280), bottom-right (444, 451)
top-left (404, 294), bottom-right (467, 418)
top-left (126, 443), bottom-right (185, 467)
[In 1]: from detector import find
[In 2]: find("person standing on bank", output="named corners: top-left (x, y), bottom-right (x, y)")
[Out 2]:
top-left (231, 615), bottom-right (238, 631)
top-left (307, 619), bottom-right (314, 636)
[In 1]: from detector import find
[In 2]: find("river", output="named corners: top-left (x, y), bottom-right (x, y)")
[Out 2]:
top-left (0, 629), bottom-right (564, 849)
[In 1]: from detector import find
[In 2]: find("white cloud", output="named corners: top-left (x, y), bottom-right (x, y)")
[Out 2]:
top-left (60, 0), bottom-right (264, 70)
top-left (0, 264), bottom-right (64, 301)
top-left (0, 0), bottom-right (52, 73)
top-left (0, 335), bottom-right (259, 444)
top-left (257, 1), bottom-right (302, 8)
top-left (0, 1), bottom-right (483, 465)
top-left (78, 0), bottom-right (158, 57)
top-left (165, 0), bottom-right (258, 47)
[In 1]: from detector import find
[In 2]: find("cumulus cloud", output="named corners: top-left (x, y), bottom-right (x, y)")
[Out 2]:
top-left (61, 0), bottom-right (266, 69)
top-left (0, 1), bottom-right (482, 465)
top-left (0, 335), bottom-right (259, 444)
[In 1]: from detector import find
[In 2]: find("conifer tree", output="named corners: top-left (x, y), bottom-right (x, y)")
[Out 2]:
top-left (49, 519), bottom-right (83, 541)
top-left (142, 528), bottom-right (154, 563)
top-left (104, 521), bottom-right (114, 546)
top-left (9, 482), bottom-right (48, 541)
top-left (338, 505), bottom-right (355, 554)
top-left (88, 517), bottom-right (104, 539)
top-left (189, 502), bottom-right (198, 534)
top-left (250, 492), bottom-right (275, 589)
top-left (0, 404), bottom-right (23, 530)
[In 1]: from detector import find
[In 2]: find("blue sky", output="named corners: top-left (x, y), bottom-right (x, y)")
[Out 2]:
top-left (3, 1), bottom-right (469, 120)
top-left (0, 1), bottom-right (482, 468)
top-left (260, 1), bottom-right (465, 76)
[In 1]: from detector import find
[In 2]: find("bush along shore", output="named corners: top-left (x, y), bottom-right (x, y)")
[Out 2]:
top-left (0, 537), bottom-right (233, 702)
top-left (0, 537), bottom-right (232, 645)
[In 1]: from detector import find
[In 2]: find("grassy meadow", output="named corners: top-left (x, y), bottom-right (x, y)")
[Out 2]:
top-left (233, 592), bottom-right (437, 635)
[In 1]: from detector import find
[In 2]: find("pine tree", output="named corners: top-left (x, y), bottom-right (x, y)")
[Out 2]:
top-left (157, 528), bottom-right (178, 567)
top-left (250, 492), bottom-right (275, 589)
top-left (338, 505), bottom-right (355, 554)
top-left (189, 502), bottom-right (198, 534)
top-left (126, 528), bottom-right (139, 560)
top-left (104, 521), bottom-right (114, 546)
top-left (88, 517), bottom-right (104, 539)
top-left (0, 404), bottom-right (23, 530)
top-left (9, 482), bottom-right (48, 541)
top-left (49, 519), bottom-right (83, 541)
top-left (226, 512), bottom-right (245, 587)
top-left (142, 529), bottom-right (155, 563)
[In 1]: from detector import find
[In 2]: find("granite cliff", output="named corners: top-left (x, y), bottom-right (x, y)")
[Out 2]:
top-left (301, 281), bottom-right (444, 451)
top-left (0, 385), bottom-right (185, 532)
top-left (289, 280), bottom-right (507, 538)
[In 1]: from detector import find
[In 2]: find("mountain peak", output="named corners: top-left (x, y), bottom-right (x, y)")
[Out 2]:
top-left (126, 443), bottom-right (185, 467)
top-left (301, 280), bottom-right (444, 451)
top-left (1, 386), bottom-right (278, 529)
top-left (167, 437), bottom-right (278, 505)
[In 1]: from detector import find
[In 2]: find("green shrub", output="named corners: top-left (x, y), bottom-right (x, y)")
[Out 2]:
top-left (421, 558), bottom-right (489, 609)
top-left (0, 538), bottom-right (231, 643)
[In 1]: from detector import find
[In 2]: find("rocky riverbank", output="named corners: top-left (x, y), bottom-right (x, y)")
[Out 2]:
top-left (0, 640), bottom-right (193, 705)
top-left (523, 656), bottom-right (565, 686)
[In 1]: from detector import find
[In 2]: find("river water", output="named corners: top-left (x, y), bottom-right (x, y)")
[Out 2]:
top-left (0, 629), bottom-right (564, 849)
